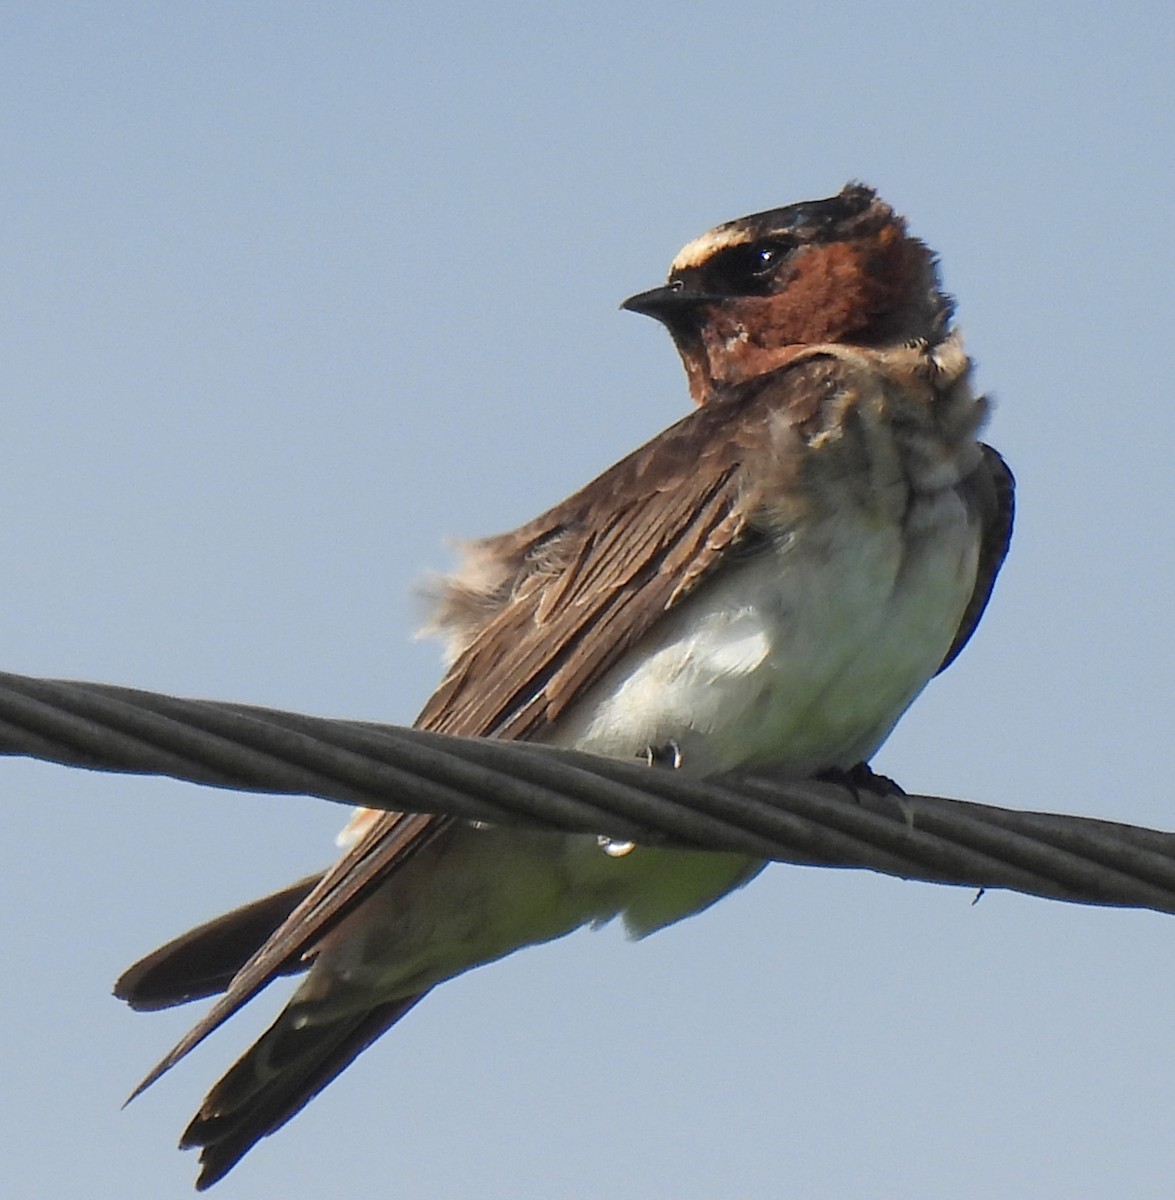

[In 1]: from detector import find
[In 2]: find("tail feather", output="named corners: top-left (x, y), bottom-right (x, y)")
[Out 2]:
top-left (181, 992), bottom-right (428, 1190)
top-left (114, 874), bottom-right (323, 1011)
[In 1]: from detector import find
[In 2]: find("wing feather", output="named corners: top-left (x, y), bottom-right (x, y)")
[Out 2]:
top-left (936, 443), bottom-right (1015, 674)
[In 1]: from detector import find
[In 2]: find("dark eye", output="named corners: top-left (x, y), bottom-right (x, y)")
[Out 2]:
top-left (707, 238), bottom-right (796, 293)
top-left (749, 242), bottom-right (790, 275)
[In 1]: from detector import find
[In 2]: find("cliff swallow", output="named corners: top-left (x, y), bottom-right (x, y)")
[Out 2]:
top-left (115, 183), bottom-right (1013, 1188)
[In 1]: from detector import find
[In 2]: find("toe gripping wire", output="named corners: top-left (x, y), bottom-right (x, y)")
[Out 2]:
top-left (1, 667), bottom-right (1174, 914)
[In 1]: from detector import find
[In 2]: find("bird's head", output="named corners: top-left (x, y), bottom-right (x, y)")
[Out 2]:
top-left (623, 183), bottom-right (951, 405)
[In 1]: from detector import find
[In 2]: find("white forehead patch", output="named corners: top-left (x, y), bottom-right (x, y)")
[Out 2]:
top-left (669, 223), bottom-right (754, 272)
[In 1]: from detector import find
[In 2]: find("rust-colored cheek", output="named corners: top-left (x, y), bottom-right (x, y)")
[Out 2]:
top-left (698, 227), bottom-right (911, 391)
top-left (698, 318), bottom-right (816, 393)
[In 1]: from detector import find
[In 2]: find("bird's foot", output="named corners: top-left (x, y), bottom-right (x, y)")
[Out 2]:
top-left (641, 738), bottom-right (683, 769)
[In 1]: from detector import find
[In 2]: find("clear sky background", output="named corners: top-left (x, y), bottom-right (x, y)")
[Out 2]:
top-left (2, 4), bottom-right (1173, 1198)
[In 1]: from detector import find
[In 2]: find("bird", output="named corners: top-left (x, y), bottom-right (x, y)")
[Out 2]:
top-left (114, 182), bottom-right (1013, 1188)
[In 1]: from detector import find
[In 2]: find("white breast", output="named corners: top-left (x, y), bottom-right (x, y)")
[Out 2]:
top-left (548, 487), bottom-right (981, 777)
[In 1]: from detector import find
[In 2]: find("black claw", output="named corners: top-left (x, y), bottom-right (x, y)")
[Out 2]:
top-left (814, 761), bottom-right (905, 802)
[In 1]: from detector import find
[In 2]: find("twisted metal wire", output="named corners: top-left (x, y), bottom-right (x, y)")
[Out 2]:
top-left (1, 668), bottom-right (1173, 914)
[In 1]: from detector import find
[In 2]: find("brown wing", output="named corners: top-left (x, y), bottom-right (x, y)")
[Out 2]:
top-left (269, 362), bottom-right (842, 952)
top-left (132, 361), bottom-right (841, 1088)
top-left (414, 431), bottom-right (755, 738)
top-left (936, 443), bottom-right (1015, 675)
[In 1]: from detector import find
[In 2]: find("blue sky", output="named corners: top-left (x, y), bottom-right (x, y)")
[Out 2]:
top-left (2, 4), bottom-right (1173, 1197)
